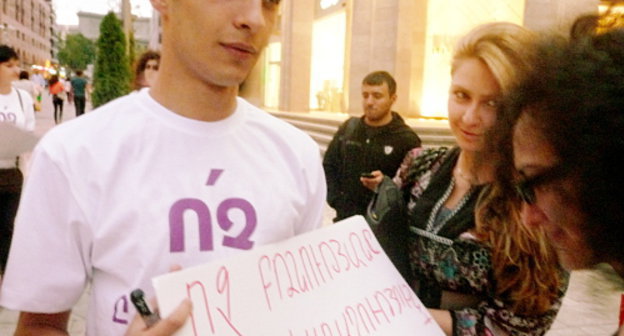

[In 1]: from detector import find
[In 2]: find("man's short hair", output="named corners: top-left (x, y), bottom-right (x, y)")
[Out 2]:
top-left (362, 71), bottom-right (396, 95)
top-left (19, 70), bottom-right (29, 80)
top-left (0, 45), bottom-right (18, 63)
top-left (76, 70), bottom-right (83, 76)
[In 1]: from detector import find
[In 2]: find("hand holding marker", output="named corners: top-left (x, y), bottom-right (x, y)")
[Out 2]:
top-left (130, 288), bottom-right (161, 327)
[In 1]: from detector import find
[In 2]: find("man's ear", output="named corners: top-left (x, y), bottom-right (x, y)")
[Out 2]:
top-left (150, 0), bottom-right (168, 15)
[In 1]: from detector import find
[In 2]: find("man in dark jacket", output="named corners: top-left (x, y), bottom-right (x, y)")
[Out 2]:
top-left (323, 71), bottom-right (421, 222)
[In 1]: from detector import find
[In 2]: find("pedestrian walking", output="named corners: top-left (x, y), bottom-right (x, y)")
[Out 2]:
top-left (12, 70), bottom-right (41, 112)
top-left (70, 70), bottom-right (89, 117)
top-left (48, 75), bottom-right (65, 124)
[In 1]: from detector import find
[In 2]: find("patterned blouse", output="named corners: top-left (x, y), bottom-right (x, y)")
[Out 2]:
top-left (393, 147), bottom-right (567, 336)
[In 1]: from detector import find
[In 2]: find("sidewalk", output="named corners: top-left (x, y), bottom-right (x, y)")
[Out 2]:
top-left (0, 98), bottom-right (623, 335)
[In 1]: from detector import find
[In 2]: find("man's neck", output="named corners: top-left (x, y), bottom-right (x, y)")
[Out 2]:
top-left (149, 63), bottom-right (239, 122)
top-left (364, 111), bottom-right (393, 127)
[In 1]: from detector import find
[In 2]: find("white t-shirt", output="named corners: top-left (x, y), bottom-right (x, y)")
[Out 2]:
top-left (0, 88), bottom-right (35, 168)
top-left (0, 89), bottom-right (326, 335)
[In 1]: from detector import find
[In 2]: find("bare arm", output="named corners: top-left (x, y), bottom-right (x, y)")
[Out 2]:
top-left (428, 309), bottom-right (452, 336)
top-left (14, 311), bottom-right (71, 336)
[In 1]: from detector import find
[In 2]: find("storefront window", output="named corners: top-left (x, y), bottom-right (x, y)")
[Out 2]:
top-left (309, 11), bottom-right (346, 112)
top-left (420, 0), bottom-right (525, 118)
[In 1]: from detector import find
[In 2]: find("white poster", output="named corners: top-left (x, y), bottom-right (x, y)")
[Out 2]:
top-left (0, 123), bottom-right (38, 159)
top-left (153, 216), bottom-right (444, 336)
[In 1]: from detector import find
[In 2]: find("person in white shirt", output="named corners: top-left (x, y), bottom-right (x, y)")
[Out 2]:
top-left (0, 45), bottom-right (35, 275)
top-left (0, 0), bottom-right (325, 335)
top-left (12, 70), bottom-right (41, 102)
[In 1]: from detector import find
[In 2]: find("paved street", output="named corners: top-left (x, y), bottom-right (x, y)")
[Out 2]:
top-left (0, 93), bottom-right (623, 335)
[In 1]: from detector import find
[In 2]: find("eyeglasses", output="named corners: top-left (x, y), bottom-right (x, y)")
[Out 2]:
top-left (514, 164), bottom-right (568, 205)
top-left (145, 64), bottom-right (159, 71)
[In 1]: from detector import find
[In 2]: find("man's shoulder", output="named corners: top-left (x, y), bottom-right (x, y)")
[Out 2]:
top-left (37, 94), bottom-right (148, 161)
top-left (337, 116), bottom-right (361, 135)
top-left (46, 94), bottom-right (141, 134)
top-left (71, 77), bottom-right (88, 84)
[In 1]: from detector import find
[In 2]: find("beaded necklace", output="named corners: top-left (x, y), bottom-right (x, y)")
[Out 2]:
top-left (411, 177), bottom-right (475, 245)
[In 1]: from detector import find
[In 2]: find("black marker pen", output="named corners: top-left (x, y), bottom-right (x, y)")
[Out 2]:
top-left (130, 288), bottom-right (161, 328)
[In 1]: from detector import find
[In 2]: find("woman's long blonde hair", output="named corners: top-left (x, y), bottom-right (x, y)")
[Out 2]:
top-left (451, 22), bottom-right (537, 96)
top-left (457, 22), bottom-right (564, 315)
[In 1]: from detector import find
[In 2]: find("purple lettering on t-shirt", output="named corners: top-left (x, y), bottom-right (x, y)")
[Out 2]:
top-left (217, 198), bottom-right (257, 250)
top-left (168, 170), bottom-right (258, 253)
top-left (205, 169), bottom-right (224, 186)
top-left (169, 198), bottom-right (213, 252)
top-left (112, 295), bottom-right (129, 324)
top-left (0, 112), bottom-right (17, 124)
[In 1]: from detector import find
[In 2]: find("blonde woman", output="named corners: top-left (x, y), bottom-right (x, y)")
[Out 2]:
top-left (366, 22), bottom-right (566, 335)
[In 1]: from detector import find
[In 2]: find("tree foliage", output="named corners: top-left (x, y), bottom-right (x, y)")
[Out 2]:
top-left (57, 33), bottom-right (95, 71)
top-left (92, 12), bottom-right (131, 108)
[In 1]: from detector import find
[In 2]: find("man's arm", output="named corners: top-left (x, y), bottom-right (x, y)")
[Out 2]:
top-left (322, 124), bottom-right (348, 209)
top-left (14, 311), bottom-right (71, 336)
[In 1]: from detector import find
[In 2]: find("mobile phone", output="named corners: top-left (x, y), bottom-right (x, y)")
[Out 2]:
top-left (130, 288), bottom-right (161, 328)
top-left (360, 172), bottom-right (375, 178)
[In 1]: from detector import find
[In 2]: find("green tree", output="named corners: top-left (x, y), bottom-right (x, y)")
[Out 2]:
top-left (57, 33), bottom-right (96, 71)
top-left (92, 12), bottom-right (131, 108)
top-left (128, 30), bottom-right (136, 70)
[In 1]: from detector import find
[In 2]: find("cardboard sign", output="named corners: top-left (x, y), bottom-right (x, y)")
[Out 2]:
top-left (153, 216), bottom-right (444, 336)
top-left (0, 123), bottom-right (39, 159)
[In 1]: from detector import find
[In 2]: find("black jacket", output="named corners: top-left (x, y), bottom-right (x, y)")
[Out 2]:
top-left (323, 112), bottom-right (421, 221)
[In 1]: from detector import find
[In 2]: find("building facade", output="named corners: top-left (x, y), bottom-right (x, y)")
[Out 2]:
top-left (0, 0), bottom-right (54, 68)
top-left (76, 11), bottom-right (150, 49)
top-left (242, 0), bottom-right (603, 119)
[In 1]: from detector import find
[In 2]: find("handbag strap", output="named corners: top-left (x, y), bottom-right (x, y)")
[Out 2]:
top-left (13, 88), bottom-right (24, 169)
top-left (342, 117), bottom-right (359, 140)
top-left (339, 117), bottom-right (360, 175)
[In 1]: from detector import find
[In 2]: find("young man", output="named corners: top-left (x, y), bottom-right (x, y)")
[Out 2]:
top-left (0, 0), bottom-right (326, 335)
top-left (70, 70), bottom-right (89, 116)
top-left (323, 71), bottom-right (421, 222)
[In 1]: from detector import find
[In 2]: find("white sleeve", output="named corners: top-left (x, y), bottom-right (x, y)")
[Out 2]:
top-left (294, 139), bottom-right (327, 234)
top-left (0, 145), bottom-right (91, 312)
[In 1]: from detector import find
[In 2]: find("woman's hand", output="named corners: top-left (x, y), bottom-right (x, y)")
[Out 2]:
top-left (360, 170), bottom-right (384, 191)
